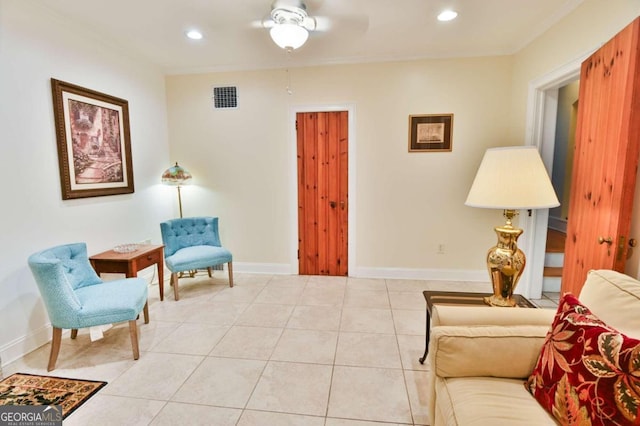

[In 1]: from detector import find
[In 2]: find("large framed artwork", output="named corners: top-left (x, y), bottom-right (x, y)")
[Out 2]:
top-left (408, 114), bottom-right (453, 152)
top-left (51, 79), bottom-right (134, 199)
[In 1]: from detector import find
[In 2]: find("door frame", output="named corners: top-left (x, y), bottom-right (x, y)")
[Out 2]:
top-left (522, 49), bottom-right (594, 298)
top-left (288, 103), bottom-right (356, 275)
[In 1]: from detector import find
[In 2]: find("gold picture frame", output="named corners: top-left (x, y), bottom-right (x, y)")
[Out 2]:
top-left (408, 114), bottom-right (453, 152)
top-left (51, 78), bottom-right (134, 199)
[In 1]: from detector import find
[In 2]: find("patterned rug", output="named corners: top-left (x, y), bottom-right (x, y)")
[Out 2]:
top-left (0, 373), bottom-right (106, 419)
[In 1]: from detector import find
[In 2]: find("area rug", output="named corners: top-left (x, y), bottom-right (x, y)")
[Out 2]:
top-left (0, 373), bottom-right (106, 419)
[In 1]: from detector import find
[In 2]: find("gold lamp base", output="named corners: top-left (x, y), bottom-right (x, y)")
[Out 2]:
top-left (484, 209), bottom-right (526, 307)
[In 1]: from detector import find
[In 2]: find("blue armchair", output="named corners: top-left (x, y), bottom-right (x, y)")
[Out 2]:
top-left (160, 216), bottom-right (233, 301)
top-left (28, 243), bottom-right (149, 371)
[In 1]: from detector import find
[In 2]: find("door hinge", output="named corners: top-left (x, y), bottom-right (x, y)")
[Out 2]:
top-left (297, 249), bottom-right (300, 260)
top-left (295, 120), bottom-right (298, 130)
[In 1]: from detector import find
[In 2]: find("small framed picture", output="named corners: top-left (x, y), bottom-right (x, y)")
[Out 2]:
top-left (51, 79), bottom-right (134, 199)
top-left (408, 114), bottom-right (453, 152)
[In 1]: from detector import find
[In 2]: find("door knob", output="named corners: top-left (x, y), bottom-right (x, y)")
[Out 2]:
top-left (329, 201), bottom-right (336, 209)
top-left (598, 236), bottom-right (613, 245)
top-left (630, 238), bottom-right (637, 248)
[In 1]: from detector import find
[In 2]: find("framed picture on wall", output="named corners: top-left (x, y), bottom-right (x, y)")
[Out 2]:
top-left (408, 114), bottom-right (454, 152)
top-left (51, 78), bottom-right (134, 199)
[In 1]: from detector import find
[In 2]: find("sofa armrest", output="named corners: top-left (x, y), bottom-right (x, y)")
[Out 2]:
top-left (431, 304), bottom-right (556, 328)
top-left (428, 325), bottom-right (550, 379)
top-left (426, 324), bottom-right (550, 425)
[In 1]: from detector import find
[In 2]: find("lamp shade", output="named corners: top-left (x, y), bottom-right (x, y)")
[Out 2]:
top-left (270, 23), bottom-right (309, 50)
top-left (465, 146), bottom-right (559, 210)
top-left (161, 162), bottom-right (192, 186)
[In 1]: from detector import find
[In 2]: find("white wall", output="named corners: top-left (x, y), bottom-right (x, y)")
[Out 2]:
top-left (166, 57), bottom-right (514, 280)
top-left (0, 0), bottom-right (171, 365)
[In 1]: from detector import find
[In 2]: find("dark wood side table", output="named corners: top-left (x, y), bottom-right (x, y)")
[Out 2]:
top-left (90, 244), bottom-right (165, 300)
top-left (418, 291), bottom-right (536, 364)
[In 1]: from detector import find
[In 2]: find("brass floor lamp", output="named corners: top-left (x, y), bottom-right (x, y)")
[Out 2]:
top-left (161, 162), bottom-right (192, 218)
top-left (465, 146), bottom-right (559, 307)
top-left (162, 162), bottom-right (196, 277)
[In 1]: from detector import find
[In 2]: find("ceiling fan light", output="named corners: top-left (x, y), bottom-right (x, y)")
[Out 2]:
top-left (437, 10), bottom-right (458, 22)
top-left (185, 29), bottom-right (203, 40)
top-left (270, 23), bottom-right (309, 50)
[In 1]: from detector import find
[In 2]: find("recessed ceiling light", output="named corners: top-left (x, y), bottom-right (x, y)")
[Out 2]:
top-left (437, 10), bottom-right (458, 22)
top-left (185, 30), bottom-right (203, 40)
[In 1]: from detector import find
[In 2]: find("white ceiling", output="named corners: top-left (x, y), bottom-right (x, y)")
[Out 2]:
top-left (37, 0), bottom-right (584, 75)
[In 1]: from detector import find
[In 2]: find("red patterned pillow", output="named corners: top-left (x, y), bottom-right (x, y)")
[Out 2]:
top-left (526, 293), bottom-right (640, 425)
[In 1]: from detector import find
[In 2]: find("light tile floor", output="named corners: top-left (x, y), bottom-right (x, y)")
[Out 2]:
top-left (4, 273), bottom-right (559, 425)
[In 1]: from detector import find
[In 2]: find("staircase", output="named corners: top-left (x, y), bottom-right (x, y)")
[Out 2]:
top-left (543, 228), bottom-right (566, 292)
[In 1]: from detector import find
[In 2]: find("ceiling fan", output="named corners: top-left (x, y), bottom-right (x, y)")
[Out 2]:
top-left (261, 0), bottom-right (317, 50)
top-left (260, 0), bottom-right (368, 51)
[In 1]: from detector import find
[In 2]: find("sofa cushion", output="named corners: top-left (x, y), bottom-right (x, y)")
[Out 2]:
top-left (526, 293), bottom-right (640, 425)
top-left (580, 269), bottom-right (640, 337)
top-left (436, 377), bottom-right (557, 425)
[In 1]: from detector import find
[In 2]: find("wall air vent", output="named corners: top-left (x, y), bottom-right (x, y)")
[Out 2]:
top-left (213, 86), bottom-right (238, 109)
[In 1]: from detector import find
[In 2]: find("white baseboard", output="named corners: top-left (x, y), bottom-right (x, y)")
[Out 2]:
top-left (232, 262), bottom-right (488, 282)
top-left (1, 323), bottom-right (52, 369)
top-left (232, 262), bottom-right (294, 275)
top-left (350, 266), bottom-right (488, 281)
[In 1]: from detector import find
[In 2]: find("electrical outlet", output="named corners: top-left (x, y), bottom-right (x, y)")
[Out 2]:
top-left (437, 244), bottom-right (445, 254)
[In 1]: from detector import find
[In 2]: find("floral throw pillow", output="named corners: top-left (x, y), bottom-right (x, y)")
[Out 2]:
top-left (526, 293), bottom-right (640, 425)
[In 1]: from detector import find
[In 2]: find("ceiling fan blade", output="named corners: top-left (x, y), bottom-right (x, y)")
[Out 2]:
top-left (312, 14), bottom-right (369, 34)
top-left (302, 16), bottom-right (317, 31)
top-left (261, 17), bottom-right (276, 29)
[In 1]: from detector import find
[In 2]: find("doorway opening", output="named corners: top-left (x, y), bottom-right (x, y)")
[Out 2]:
top-left (521, 50), bottom-right (593, 299)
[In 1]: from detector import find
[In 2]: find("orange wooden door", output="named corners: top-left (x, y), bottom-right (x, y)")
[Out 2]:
top-left (561, 17), bottom-right (640, 295)
top-left (297, 111), bottom-right (348, 276)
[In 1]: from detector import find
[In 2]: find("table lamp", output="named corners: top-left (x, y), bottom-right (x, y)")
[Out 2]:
top-left (465, 146), bottom-right (559, 307)
top-left (161, 162), bottom-right (192, 218)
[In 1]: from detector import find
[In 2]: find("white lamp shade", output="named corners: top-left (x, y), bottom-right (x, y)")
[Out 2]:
top-left (465, 146), bottom-right (560, 210)
top-left (270, 23), bottom-right (309, 50)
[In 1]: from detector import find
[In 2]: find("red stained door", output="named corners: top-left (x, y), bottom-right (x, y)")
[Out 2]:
top-left (297, 111), bottom-right (348, 276)
top-left (562, 17), bottom-right (640, 295)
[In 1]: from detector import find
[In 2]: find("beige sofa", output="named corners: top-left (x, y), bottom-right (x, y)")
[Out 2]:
top-left (426, 269), bottom-right (640, 425)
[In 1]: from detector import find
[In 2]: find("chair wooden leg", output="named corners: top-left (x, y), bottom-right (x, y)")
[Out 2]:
top-left (172, 272), bottom-right (180, 301)
top-left (48, 327), bottom-right (62, 371)
top-left (207, 267), bottom-right (213, 278)
top-left (129, 320), bottom-right (140, 360)
top-left (143, 301), bottom-right (149, 324)
top-left (228, 262), bottom-right (234, 288)
top-left (70, 329), bottom-right (78, 339)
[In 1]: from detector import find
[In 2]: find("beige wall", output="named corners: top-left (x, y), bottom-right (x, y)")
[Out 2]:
top-left (166, 56), bottom-right (514, 278)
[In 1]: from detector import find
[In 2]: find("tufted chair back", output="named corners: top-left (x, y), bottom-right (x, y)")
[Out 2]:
top-left (160, 217), bottom-right (222, 257)
top-left (28, 243), bottom-right (102, 327)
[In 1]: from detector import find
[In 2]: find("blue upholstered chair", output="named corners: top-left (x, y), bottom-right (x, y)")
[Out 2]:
top-left (28, 243), bottom-right (149, 371)
top-left (160, 216), bottom-right (233, 301)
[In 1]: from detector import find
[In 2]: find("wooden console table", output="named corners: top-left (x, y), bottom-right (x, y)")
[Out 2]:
top-left (90, 244), bottom-right (165, 300)
top-left (418, 290), bottom-right (536, 364)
